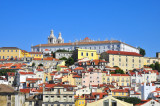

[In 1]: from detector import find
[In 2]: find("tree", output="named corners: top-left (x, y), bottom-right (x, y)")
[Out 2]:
top-left (149, 64), bottom-right (155, 70)
top-left (138, 47), bottom-right (146, 56)
top-left (116, 97), bottom-right (141, 105)
top-left (65, 57), bottom-right (74, 66)
top-left (51, 51), bottom-right (55, 58)
top-left (149, 62), bottom-right (160, 72)
top-left (38, 63), bottom-right (43, 66)
top-left (0, 69), bottom-right (16, 76)
top-left (32, 62), bottom-right (35, 67)
top-left (59, 57), bottom-right (67, 61)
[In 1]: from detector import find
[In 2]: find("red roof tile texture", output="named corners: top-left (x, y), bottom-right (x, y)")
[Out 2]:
top-left (106, 50), bottom-right (142, 56)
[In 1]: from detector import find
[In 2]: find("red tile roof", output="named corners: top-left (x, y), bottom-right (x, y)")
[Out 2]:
top-left (112, 89), bottom-right (129, 93)
top-left (19, 72), bottom-right (35, 75)
top-left (73, 75), bottom-right (81, 78)
top-left (106, 50), bottom-right (142, 56)
top-left (37, 69), bottom-right (44, 71)
top-left (33, 40), bottom-right (121, 47)
top-left (26, 78), bottom-right (42, 81)
top-left (33, 58), bottom-right (42, 60)
top-left (74, 67), bottom-right (84, 70)
top-left (20, 89), bottom-right (30, 93)
top-left (59, 66), bottom-right (68, 68)
top-left (29, 52), bottom-right (43, 54)
top-left (111, 74), bottom-right (130, 76)
top-left (7, 72), bottom-right (15, 76)
top-left (45, 83), bottom-right (77, 88)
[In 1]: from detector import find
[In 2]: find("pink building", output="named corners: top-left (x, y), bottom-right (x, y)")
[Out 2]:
top-left (82, 71), bottom-right (103, 87)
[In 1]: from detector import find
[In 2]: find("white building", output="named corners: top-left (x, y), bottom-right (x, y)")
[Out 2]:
top-left (141, 83), bottom-right (156, 100)
top-left (32, 30), bottom-right (139, 54)
top-left (55, 52), bottom-right (72, 59)
top-left (18, 72), bottom-right (36, 89)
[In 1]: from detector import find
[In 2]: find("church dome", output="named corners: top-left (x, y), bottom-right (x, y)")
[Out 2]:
top-left (49, 29), bottom-right (56, 39)
top-left (58, 32), bottom-right (62, 40)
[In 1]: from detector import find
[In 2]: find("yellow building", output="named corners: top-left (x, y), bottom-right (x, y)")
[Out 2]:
top-left (43, 72), bottom-right (51, 82)
top-left (87, 95), bottom-right (133, 106)
top-left (62, 73), bottom-right (82, 86)
top-left (0, 47), bottom-right (24, 59)
top-left (144, 57), bottom-right (160, 66)
top-left (72, 48), bottom-right (99, 61)
top-left (75, 96), bottom-right (85, 106)
top-left (28, 52), bottom-right (43, 58)
top-left (101, 50), bottom-right (143, 72)
top-left (111, 89), bottom-right (129, 97)
top-left (103, 74), bottom-right (130, 87)
top-left (0, 47), bottom-right (43, 59)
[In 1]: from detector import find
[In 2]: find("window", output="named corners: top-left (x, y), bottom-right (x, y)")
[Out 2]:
top-left (79, 101), bottom-right (81, 104)
top-left (57, 96), bottom-right (60, 98)
top-left (11, 50), bottom-right (13, 52)
top-left (81, 52), bottom-right (83, 56)
top-left (112, 100), bottom-right (117, 106)
top-left (132, 64), bottom-right (134, 68)
top-left (122, 92), bottom-right (124, 95)
top-left (119, 92), bottom-right (121, 95)
top-left (8, 95), bottom-right (11, 100)
top-left (15, 50), bottom-right (17, 52)
top-left (0, 56), bottom-right (1, 59)
top-left (63, 96), bottom-right (67, 100)
top-left (8, 50), bottom-right (9, 52)
top-left (91, 53), bottom-right (94, 56)
top-left (139, 59), bottom-right (141, 63)
top-left (0, 50), bottom-right (1, 52)
top-left (7, 102), bottom-right (11, 106)
top-left (103, 100), bottom-right (109, 106)
top-left (3, 50), bottom-right (5, 52)
top-left (69, 96), bottom-right (72, 98)
top-left (86, 53), bottom-right (88, 56)
top-left (45, 96), bottom-right (48, 98)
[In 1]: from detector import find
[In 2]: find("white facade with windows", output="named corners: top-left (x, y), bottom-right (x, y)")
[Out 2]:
top-left (32, 30), bottom-right (139, 54)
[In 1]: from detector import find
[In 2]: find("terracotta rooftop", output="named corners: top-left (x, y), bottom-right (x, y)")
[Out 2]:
top-left (33, 40), bottom-right (121, 47)
top-left (19, 72), bottom-right (35, 75)
top-left (29, 52), bottom-right (43, 54)
top-left (106, 50), bottom-right (142, 56)
top-left (0, 47), bottom-right (19, 49)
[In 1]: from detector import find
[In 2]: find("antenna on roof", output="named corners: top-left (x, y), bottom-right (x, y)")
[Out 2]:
top-left (98, 38), bottom-right (100, 41)
top-left (69, 40), bottom-right (71, 43)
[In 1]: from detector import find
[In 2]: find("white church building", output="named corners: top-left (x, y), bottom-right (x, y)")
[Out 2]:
top-left (31, 30), bottom-right (140, 54)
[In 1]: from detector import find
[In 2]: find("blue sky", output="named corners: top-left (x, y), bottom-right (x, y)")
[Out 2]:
top-left (0, 0), bottom-right (160, 57)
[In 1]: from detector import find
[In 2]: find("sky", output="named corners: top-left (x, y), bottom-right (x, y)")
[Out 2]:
top-left (0, 0), bottom-right (160, 57)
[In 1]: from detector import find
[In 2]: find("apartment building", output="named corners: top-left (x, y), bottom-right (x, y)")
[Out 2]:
top-left (103, 74), bottom-right (130, 87)
top-left (0, 47), bottom-right (43, 60)
top-left (42, 83), bottom-right (76, 106)
top-left (101, 50), bottom-right (143, 72)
